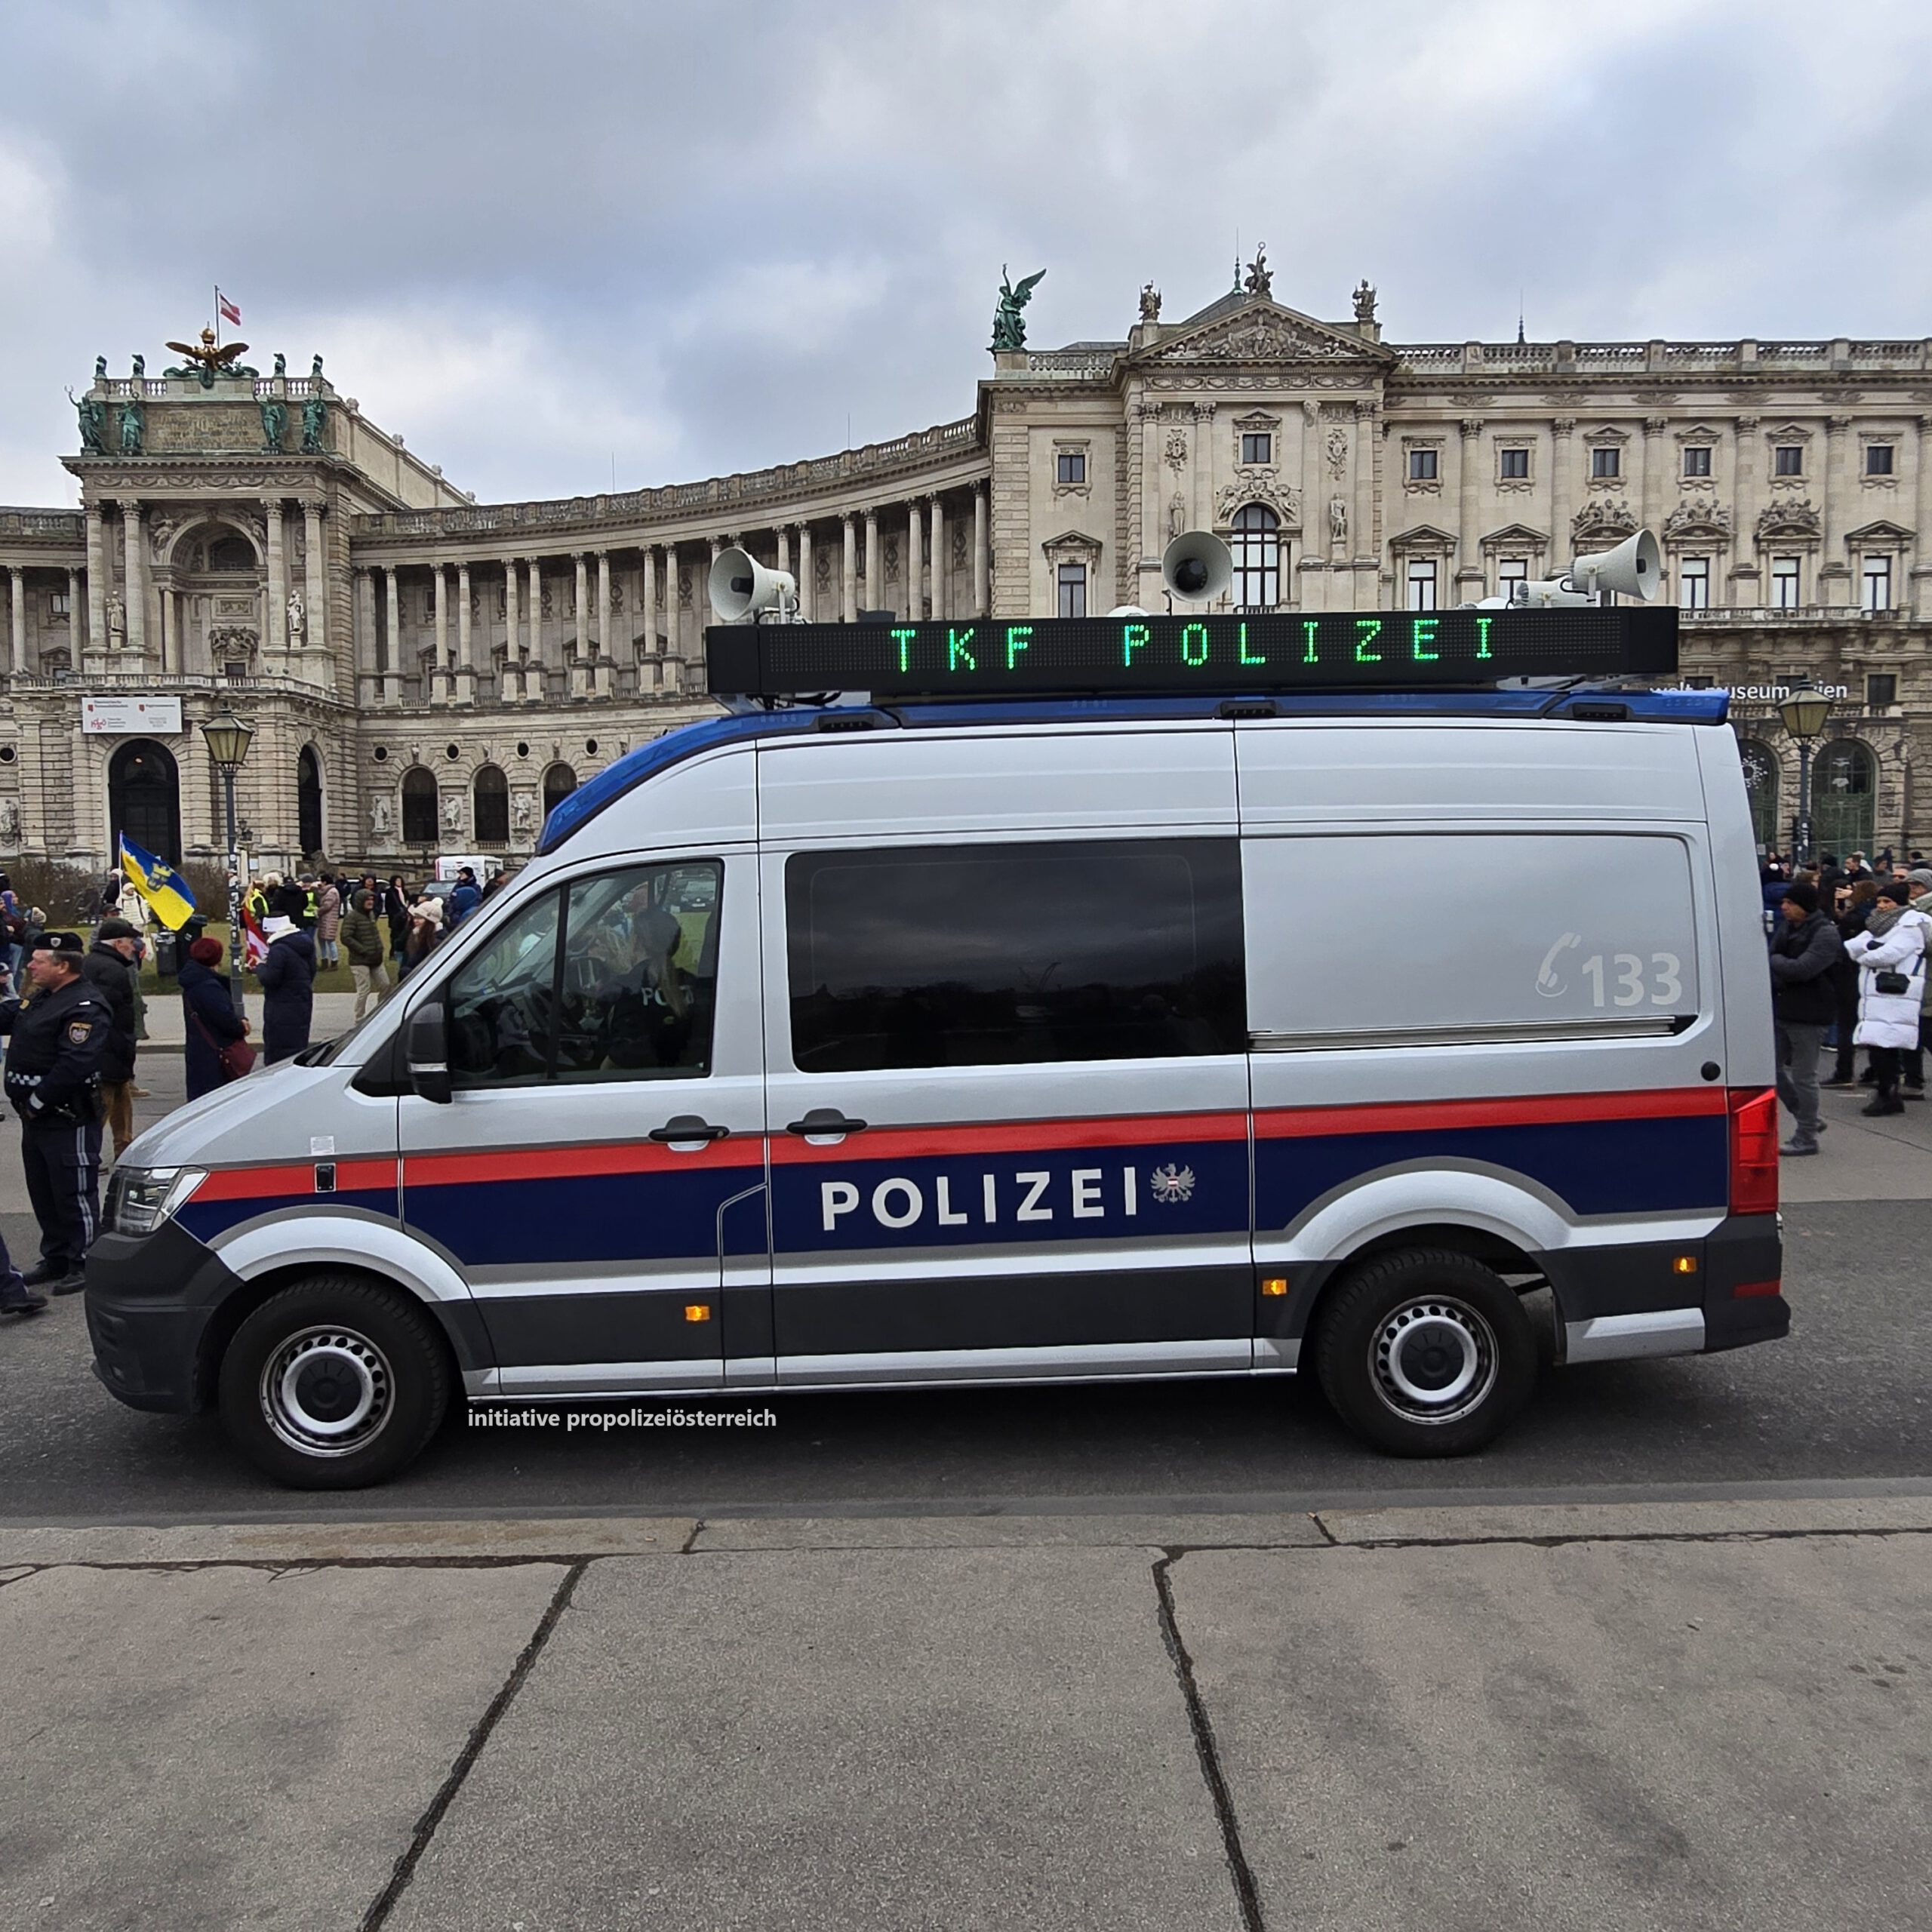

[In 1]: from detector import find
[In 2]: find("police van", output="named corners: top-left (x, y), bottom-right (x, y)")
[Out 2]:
top-left (84, 573), bottom-right (1786, 1487)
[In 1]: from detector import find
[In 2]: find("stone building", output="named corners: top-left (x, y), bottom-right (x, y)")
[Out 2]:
top-left (2, 273), bottom-right (1930, 876)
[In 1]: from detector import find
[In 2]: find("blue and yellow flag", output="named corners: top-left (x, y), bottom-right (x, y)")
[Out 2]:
top-left (118, 833), bottom-right (195, 931)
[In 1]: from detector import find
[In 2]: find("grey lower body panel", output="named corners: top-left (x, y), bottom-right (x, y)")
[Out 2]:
top-left (1564, 1307), bottom-right (1706, 1364)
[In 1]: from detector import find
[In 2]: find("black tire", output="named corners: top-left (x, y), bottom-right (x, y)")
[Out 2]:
top-left (216, 1275), bottom-right (452, 1489)
top-left (1312, 1247), bottom-right (1537, 1457)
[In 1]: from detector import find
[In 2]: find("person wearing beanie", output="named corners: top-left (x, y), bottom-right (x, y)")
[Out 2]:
top-left (1767, 878), bottom-right (1844, 1155)
top-left (256, 913), bottom-right (317, 1063)
top-left (180, 935), bottom-right (251, 1102)
top-left (81, 916), bottom-right (142, 1161)
top-left (1848, 878), bottom-right (1931, 1115)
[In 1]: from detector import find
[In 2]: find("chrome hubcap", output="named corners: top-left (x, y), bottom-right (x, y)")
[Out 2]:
top-left (1371, 1297), bottom-right (1498, 1425)
top-left (260, 1325), bottom-right (393, 1458)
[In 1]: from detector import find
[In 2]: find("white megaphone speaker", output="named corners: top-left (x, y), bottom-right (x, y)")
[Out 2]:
top-left (1567, 528), bottom-right (1663, 602)
top-left (707, 546), bottom-right (798, 622)
top-left (1162, 529), bottom-right (1234, 604)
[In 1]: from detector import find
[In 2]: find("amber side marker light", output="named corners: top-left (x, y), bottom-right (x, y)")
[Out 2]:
top-left (685, 1303), bottom-right (712, 1323)
top-left (1672, 1256), bottom-right (1699, 1275)
top-left (1260, 1278), bottom-right (1288, 1298)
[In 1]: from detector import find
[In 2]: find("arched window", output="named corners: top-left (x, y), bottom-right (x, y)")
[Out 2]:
top-left (297, 746), bottom-right (324, 860)
top-left (110, 739), bottom-right (181, 866)
top-left (1737, 739), bottom-right (1780, 854)
top-left (473, 764), bottom-right (509, 843)
top-left (1229, 504), bottom-right (1280, 611)
top-left (543, 763), bottom-right (578, 817)
top-left (207, 535), bottom-right (254, 572)
top-left (401, 767), bottom-right (438, 845)
top-left (1813, 739), bottom-right (1877, 858)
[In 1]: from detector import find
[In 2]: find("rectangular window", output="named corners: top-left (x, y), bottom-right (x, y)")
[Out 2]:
top-left (1774, 445), bottom-right (1804, 477)
top-left (1770, 555), bottom-right (1801, 609)
top-left (1408, 448), bottom-right (1438, 481)
top-left (1498, 447), bottom-right (1529, 479)
top-left (1862, 554), bottom-right (1894, 611)
top-left (446, 861), bottom-right (721, 1088)
top-left (785, 839), bottom-right (1246, 1073)
top-left (1866, 444), bottom-right (1894, 476)
top-left (1590, 446), bottom-right (1621, 478)
top-left (1405, 559), bottom-right (1438, 611)
top-left (1682, 447), bottom-right (1712, 478)
top-left (1240, 432), bottom-right (1272, 466)
top-left (1055, 449), bottom-right (1086, 486)
top-left (1243, 832), bottom-right (1699, 1038)
top-left (1497, 558), bottom-right (1528, 601)
top-left (1867, 673), bottom-right (1899, 709)
top-left (1678, 557), bottom-right (1711, 610)
top-left (48, 592), bottom-right (70, 618)
top-left (1056, 562), bottom-right (1088, 620)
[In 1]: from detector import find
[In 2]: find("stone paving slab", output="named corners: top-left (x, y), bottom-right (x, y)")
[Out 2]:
top-left (386, 1549), bottom-right (1241, 1932)
top-left (0, 1561), bottom-right (569, 1932)
top-left (691, 1509), bottom-right (1327, 1549)
top-left (1315, 1493), bottom-right (1932, 1544)
top-left (1171, 1534), bottom-right (1932, 1932)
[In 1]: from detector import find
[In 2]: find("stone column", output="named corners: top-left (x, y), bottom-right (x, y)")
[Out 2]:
top-left (1140, 401), bottom-right (1164, 601)
top-left (120, 502), bottom-right (146, 658)
top-left (1455, 417), bottom-right (1484, 595)
top-left (776, 528), bottom-right (790, 579)
top-left (973, 488), bottom-right (989, 616)
top-left (1822, 414), bottom-right (1854, 605)
top-left (266, 501), bottom-right (288, 655)
top-left (383, 565), bottom-right (401, 705)
top-left (842, 515), bottom-right (858, 623)
top-left (663, 546), bottom-right (679, 656)
top-left (1192, 402), bottom-right (1217, 531)
top-left (1549, 420), bottom-right (1575, 577)
top-left (573, 553), bottom-right (592, 697)
top-left (355, 568), bottom-right (377, 704)
top-left (864, 510), bottom-right (881, 613)
top-left (456, 561), bottom-right (475, 700)
top-left (303, 500), bottom-right (327, 663)
top-left (1912, 418), bottom-right (1932, 619)
top-left (641, 549), bottom-right (658, 658)
top-left (795, 525), bottom-right (814, 622)
top-left (1641, 417), bottom-right (1669, 543)
top-left (432, 565), bottom-right (450, 703)
top-left (928, 497), bottom-right (945, 622)
top-left (502, 558), bottom-right (520, 700)
top-left (1352, 401), bottom-right (1377, 573)
top-left (906, 506), bottom-right (922, 619)
top-left (1730, 417), bottom-right (1759, 603)
top-left (525, 558), bottom-right (546, 700)
top-left (596, 550), bottom-right (611, 662)
top-left (66, 569), bottom-right (81, 660)
top-left (158, 583), bottom-right (173, 672)
top-left (8, 568), bottom-right (24, 676)
top-left (85, 504), bottom-right (105, 651)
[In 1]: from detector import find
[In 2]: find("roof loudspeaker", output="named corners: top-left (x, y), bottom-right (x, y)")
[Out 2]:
top-left (1568, 528), bottom-right (1663, 602)
top-left (1161, 529), bottom-right (1234, 604)
top-left (708, 546), bottom-right (798, 623)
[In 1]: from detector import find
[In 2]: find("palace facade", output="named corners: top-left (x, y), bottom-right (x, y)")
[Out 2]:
top-left (2, 274), bottom-right (1930, 875)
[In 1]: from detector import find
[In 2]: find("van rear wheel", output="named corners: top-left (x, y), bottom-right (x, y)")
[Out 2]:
top-left (217, 1275), bottom-right (451, 1489)
top-left (1312, 1248), bottom-right (1537, 1457)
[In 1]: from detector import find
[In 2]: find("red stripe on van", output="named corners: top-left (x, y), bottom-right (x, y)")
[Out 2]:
top-left (769, 1110), bottom-right (1251, 1166)
top-left (404, 1137), bottom-right (761, 1189)
top-left (1254, 1087), bottom-right (1726, 1140)
top-left (192, 1158), bottom-right (398, 1201)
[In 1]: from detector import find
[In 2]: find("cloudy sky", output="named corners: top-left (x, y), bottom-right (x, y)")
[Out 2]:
top-left (4, 0), bottom-right (1930, 507)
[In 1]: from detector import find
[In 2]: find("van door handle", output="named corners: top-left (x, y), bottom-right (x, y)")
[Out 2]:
top-left (785, 1109), bottom-right (869, 1137)
top-left (648, 1115), bottom-right (731, 1144)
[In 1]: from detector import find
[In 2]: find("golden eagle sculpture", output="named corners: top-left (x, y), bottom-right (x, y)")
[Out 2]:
top-left (163, 328), bottom-right (258, 386)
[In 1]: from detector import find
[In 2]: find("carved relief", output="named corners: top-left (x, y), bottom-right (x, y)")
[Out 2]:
top-left (1164, 429), bottom-right (1189, 471)
top-left (1214, 479), bottom-right (1300, 529)
top-left (1572, 500), bottom-right (1638, 545)
top-left (1756, 500), bottom-right (1822, 542)
top-left (1663, 499), bottom-right (1734, 541)
top-left (1325, 429), bottom-right (1349, 480)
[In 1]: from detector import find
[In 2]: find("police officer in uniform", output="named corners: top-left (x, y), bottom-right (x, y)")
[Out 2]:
top-left (0, 931), bottom-right (110, 1294)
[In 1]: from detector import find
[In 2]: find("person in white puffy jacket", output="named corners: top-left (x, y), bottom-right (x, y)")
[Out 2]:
top-left (1848, 878), bottom-right (1931, 1115)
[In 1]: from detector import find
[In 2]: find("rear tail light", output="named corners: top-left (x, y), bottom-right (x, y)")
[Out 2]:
top-left (1727, 1087), bottom-right (1779, 1217)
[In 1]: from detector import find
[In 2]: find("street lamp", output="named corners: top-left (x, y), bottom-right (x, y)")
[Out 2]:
top-left (201, 708), bottom-right (255, 1022)
top-left (1775, 679), bottom-right (1834, 866)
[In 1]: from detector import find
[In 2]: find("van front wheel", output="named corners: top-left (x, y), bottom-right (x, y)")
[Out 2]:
top-left (1312, 1249), bottom-right (1537, 1457)
top-left (217, 1275), bottom-right (451, 1488)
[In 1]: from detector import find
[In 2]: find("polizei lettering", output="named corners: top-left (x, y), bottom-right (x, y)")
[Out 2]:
top-left (822, 1165), bottom-right (1145, 1233)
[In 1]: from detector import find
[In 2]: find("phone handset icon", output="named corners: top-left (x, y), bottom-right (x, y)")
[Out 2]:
top-left (1536, 932), bottom-right (1583, 998)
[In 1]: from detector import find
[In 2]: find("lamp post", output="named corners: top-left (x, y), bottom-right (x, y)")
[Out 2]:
top-left (1775, 679), bottom-right (1834, 867)
top-left (201, 708), bottom-right (255, 1023)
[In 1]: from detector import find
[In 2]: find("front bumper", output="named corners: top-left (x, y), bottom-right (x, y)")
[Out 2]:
top-left (84, 1220), bottom-right (244, 1414)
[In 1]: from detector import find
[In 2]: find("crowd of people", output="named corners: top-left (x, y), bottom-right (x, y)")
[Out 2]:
top-left (1764, 846), bottom-right (1932, 1154)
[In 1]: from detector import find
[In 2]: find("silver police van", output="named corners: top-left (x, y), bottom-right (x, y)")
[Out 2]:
top-left (85, 600), bottom-right (1786, 1487)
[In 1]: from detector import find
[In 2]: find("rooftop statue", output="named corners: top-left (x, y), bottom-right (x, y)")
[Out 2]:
top-left (75, 392), bottom-right (108, 454)
top-left (93, 355), bottom-right (107, 383)
top-left (273, 352), bottom-right (286, 377)
top-left (1242, 246), bottom-right (1272, 299)
top-left (260, 397), bottom-right (288, 452)
top-left (1353, 278), bottom-right (1377, 324)
top-left (1139, 281), bottom-right (1161, 322)
top-left (300, 389), bottom-right (328, 454)
top-left (164, 326), bottom-right (258, 389)
top-left (312, 354), bottom-right (325, 382)
top-left (991, 266), bottom-right (1044, 352)
top-left (117, 399), bottom-right (143, 455)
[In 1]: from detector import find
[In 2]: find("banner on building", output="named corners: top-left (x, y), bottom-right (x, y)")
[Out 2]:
top-left (82, 696), bottom-right (184, 735)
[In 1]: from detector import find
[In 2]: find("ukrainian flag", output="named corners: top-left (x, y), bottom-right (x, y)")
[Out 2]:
top-left (118, 833), bottom-right (196, 931)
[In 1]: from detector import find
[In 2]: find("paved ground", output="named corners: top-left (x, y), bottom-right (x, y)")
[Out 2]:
top-left (3, 1501), bottom-right (1929, 1931)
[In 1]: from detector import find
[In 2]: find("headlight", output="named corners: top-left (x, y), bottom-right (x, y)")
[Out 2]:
top-left (105, 1167), bottom-right (205, 1237)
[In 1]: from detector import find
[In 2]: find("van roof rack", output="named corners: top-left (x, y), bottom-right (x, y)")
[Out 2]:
top-left (537, 685), bottom-right (1729, 855)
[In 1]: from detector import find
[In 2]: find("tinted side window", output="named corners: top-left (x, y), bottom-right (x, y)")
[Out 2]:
top-left (786, 840), bottom-right (1244, 1072)
top-left (446, 861), bottom-right (721, 1088)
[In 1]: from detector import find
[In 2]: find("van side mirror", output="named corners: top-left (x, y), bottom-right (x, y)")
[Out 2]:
top-left (407, 1002), bottom-right (452, 1106)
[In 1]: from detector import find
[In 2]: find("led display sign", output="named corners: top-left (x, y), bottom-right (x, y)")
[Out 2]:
top-left (707, 608), bottom-right (1678, 699)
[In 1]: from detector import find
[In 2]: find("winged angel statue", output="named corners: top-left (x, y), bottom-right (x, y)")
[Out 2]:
top-left (164, 327), bottom-right (259, 389)
top-left (991, 266), bottom-right (1044, 351)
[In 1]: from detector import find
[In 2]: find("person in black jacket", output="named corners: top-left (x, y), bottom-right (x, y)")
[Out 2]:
top-left (1769, 881), bottom-right (1844, 1156)
top-left (180, 937), bottom-right (250, 1100)
top-left (256, 915), bottom-right (316, 1063)
top-left (385, 875), bottom-right (411, 961)
top-left (1824, 879), bottom-right (1872, 1085)
top-left (0, 932), bottom-right (111, 1293)
top-left (80, 917), bottom-right (140, 1161)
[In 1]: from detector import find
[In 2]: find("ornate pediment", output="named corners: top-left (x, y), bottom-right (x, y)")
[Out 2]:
top-left (1663, 498), bottom-right (1733, 541)
top-left (1136, 297), bottom-right (1392, 368)
top-left (1480, 522), bottom-right (1549, 552)
top-left (1756, 499), bottom-right (1821, 542)
top-left (1390, 523), bottom-right (1457, 553)
top-left (1041, 528), bottom-right (1103, 562)
top-left (1214, 478), bottom-right (1301, 530)
top-left (1843, 518), bottom-right (1915, 545)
